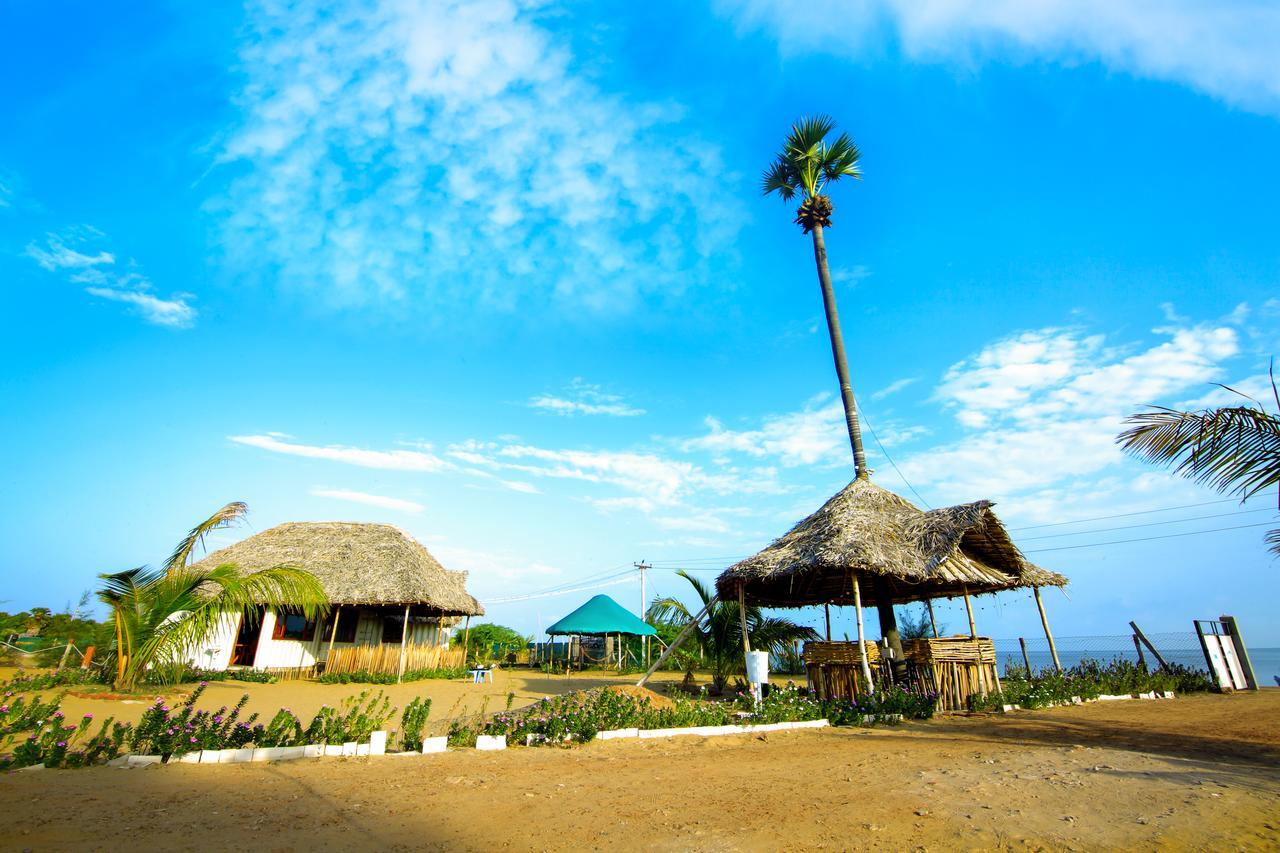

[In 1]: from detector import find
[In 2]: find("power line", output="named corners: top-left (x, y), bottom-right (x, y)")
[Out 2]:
top-left (1019, 507), bottom-right (1274, 541)
top-left (484, 572), bottom-right (636, 604)
top-left (1010, 497), bottom-right (1249, 531)
top-left (861, 409), bottom-right (931, 509)
top-left (1024, 521), bottom-right (1275, 554)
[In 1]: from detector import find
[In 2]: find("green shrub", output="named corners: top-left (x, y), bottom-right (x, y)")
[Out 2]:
top-left (0, 667), bottom-right (108, 693)
top-left (317, 666), bottom-right (467, 685)
top-left (968, 657), bottom-right (1217, 711)
top-left (399, 697), bottom-right (432, 752)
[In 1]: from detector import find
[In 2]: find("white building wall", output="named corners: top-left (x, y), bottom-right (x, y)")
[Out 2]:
top-left (183, 608), bottom-right (457, 672)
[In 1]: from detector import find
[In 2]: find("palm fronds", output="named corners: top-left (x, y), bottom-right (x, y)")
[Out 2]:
top-left (762, 114), bottom-right (862, 209)
top-left (98, 503), bottom-right (329, 690)
top-left (1118, 405), bottom-right (1280, 500)
top-left (165, 501), bottom-right (248, 573)
top-left (1119, 381), bottom-right (1280, 557)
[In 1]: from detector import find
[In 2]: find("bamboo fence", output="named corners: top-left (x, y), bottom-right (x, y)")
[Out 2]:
top-left (803, 641), bottom-right (882, 699)
top-left (325, 642), bottom-right (465, 675)
top-left (903, 637), bottom-right (998, 712)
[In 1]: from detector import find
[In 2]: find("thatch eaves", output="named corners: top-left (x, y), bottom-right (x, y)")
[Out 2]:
top-left (188, 522), bottom-right (484, 615)
top-left (716, 478), bottom-right (1066, 607)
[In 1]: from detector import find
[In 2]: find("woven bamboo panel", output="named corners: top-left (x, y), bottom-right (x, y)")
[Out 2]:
top-left (904, 637), bottom-right (996, 665)
top-left (803, 640), bottom-right (882, 666)
top-left (903, 637), bottom-right (998, 711)
top-left (326, 642), bottom-right (464, 675)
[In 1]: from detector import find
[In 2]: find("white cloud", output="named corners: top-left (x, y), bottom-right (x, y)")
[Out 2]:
top-left (25, 229), bottom-right (115, 271)
top-left (718, 0), bottom-right (1280, 113)
top-left (653, 513), bottom-right (732, 533)
top-left (25, 227), bottom-right (196, 328)
top-left (215, 0), bottom-right (740, 319)
top-left (683, 394), bottom-right (849, 466)
top-left (870, 377), bottom-right (918, 400)
top-left (900, 316), bottom-right (1247, 506)
top-left (529, 379), bottom-right (644, 417)
top-left (311, 487), bottom-right (424, 514)
top-left (500, 480), bottom-right (541, 494)
top-left (83, 287), bottom-right (196, 329)
top-left (231, 434), bottom-right (454, 472)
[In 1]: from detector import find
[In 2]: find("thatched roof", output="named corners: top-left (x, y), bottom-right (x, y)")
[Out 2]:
top-left (189, 522), bottom-right (484, 615)
top-left (716, 478), bottom-right (1066, 608)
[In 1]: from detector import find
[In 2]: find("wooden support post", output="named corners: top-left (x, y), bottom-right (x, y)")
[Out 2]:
top-left (738, 583), bottom-right (752, 672)
top-left (1129, 620), bottom-right (1168, 671)
top-left (824, 604), bottom-right (832, 641)
top-left (324, 606), bottom-right (341, 672)
top-left (963, 587), bottom-right (977, 639)
top-left (926, 601), bottom-right (939, 638)
top-left (637, 596), bottom-right (716, 687)
top-left (1132, 633), bottom-right (1147, 670)
top-left (1034, 587), bottom-right (1061, 672)
top-left (397, 605), bottom-right (411, 683)
top-left (58, 637), bottom-right (74, 670)
top-left (962, 586), bottom-right (987, 695)
top-left (461, 615), bottom-right (472, 667)
top-left (1019, 637), bottom-right (1033, 677)
top-left (851, 573), bottom-right (873, 693)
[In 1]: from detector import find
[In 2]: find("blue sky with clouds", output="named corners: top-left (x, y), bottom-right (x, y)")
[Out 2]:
top-left (2, 1), bottom-right (1278, 644)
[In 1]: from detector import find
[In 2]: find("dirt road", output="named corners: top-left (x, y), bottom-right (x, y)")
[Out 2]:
top-left (2, 691), bottom-right (1277, 851)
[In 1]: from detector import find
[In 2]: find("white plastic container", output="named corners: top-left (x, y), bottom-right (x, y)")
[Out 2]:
top-left (746, 650), bottom-right (769, 685)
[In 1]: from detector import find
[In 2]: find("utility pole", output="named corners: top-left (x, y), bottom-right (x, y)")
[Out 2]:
top-left (635, 560), bottom-right (651, 666)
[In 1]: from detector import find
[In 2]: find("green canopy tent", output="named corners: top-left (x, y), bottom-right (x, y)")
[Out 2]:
top-left (545, 594), bottom-right (655, 669)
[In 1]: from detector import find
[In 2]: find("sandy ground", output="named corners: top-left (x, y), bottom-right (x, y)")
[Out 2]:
top-left (2, 690), bottom-right (1277, 851)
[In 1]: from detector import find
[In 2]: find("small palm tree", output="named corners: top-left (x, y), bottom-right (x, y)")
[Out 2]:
top-left (98, 502), bottom-right (329, 691)
top-left (1118, 373), bottom-right (1280, 556)
top-left (647, 570), bottom-right (818, 692)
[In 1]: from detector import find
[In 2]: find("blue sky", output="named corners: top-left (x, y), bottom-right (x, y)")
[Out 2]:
top-left (2, 1), bottom-right (1278, 645)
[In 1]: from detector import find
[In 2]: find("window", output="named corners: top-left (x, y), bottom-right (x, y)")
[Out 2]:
top-left (382, 615), bottom-right (405, 645)
top-left (330, 611), bottom-right (357, 643)
top-left (272, 613), bottom-right (316, 641)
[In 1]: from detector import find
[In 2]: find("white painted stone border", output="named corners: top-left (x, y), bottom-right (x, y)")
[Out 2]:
top-left (998, 691), bottom-right (1176, 712)
top-left (600, 718), bottom-right (831, 741)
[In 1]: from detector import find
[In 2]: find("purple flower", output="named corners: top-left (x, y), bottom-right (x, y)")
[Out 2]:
top-left (213, 715), bottom-right (223, 724)
top-left (0, 706), bottom-right (8, 714)
top-left (155, 697), bottom-right (164, 705)
top-left (190, 736), bottom-right (197, 743)
top-left (83, 713), bottom-right (93, 720)
top-left (56, 741), bottom-right (66, 748)
top-left (199, 681), bottom-right (208, 687)
top-left (53, 711), bottom-right (64, 719)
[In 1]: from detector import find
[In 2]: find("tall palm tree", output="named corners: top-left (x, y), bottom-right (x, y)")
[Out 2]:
top-left (762, 115), bottom-right (869, 477)
top-left (762, 115), bottom-right (906, 666)
top-left (97, 502), bottom-right (329, 691)
top-left (647, 570), bottom-right (818, 692)
top-left (1118, 374), bottom-right (1280, 556)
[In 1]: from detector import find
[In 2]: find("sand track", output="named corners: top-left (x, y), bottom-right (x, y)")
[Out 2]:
top-left (2, 691), bottom-right (1277, 851)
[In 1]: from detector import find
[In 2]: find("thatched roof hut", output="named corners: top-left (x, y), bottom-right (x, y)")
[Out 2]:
top-left (189, 522), bottom-right (484, 616)
top-left (716, 478), bottom-right (1065, 608)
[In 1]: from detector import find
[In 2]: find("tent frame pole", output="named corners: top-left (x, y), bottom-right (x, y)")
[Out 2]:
top-left (637, 596), bottom-right (716, 687)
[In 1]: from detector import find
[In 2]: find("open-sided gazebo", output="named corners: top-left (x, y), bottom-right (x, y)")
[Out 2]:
top-left (546, 594), bottom-right (656, 670)
top-left (714, 478), bottom-right (1068, 711)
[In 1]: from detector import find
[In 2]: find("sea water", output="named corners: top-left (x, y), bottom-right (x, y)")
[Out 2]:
top-left (994, 645), bottom-right (1280, 686)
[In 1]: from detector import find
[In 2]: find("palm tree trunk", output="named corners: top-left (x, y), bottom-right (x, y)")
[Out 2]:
top-left (810, 224), bottom-right (869, 479)
top-left (114, 612), bottom-right (125, 688)
top-left (810, 223), bottom-right (905, 675)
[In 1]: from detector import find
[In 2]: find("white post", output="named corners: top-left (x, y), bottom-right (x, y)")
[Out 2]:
top-left (852, 574), bottom-right (873, 692)
top-left (397, 604), bottom-right (410, 683)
